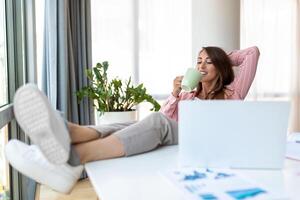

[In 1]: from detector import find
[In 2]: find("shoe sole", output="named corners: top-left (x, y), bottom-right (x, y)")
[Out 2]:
top-left (13, 84), bottom-right (70, 164)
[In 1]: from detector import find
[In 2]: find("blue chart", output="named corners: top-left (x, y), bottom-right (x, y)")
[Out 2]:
top-left (226, 188), bottom-right (266, 200)
top-left (183, 171), bottom-right (207, 181)
top-left (163, 168), bottom-right (280, 200)
top-left (199, 193), bottom-right (218, 200)
top-left (182, 169), bottom-right (235, 182)
top-left (214, 172), bottom-right (235, 179)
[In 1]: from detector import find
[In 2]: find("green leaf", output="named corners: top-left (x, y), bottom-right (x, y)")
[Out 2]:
top-left (93, 67), bottom-right (101, 81)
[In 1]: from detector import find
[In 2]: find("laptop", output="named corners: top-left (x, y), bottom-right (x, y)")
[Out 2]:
top-left (178, 100), bottom-right (290, 169)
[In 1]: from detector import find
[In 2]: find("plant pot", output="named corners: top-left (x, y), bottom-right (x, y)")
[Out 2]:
top-left (96, 111), bottom-right (138, 125)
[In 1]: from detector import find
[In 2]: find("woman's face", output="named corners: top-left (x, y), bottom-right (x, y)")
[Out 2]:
top-left (196, 50), bottom-right (219, 84)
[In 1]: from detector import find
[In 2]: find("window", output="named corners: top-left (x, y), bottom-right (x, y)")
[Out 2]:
top-left (91, 0), bottom-right (135, 80)
top-left (91, 0), bottom-right (191, 118)
top-left (1, 0), bottom-right (38, 198)
top-left (91, 0), bottom-right (191, 94)
top-left (0, 0), bottom-right (8, 107)
top-left (138, 0), bottom-right (191, 95)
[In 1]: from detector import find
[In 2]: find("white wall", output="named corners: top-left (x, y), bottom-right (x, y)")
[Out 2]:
top-left (191, 0), bottom-right (240, 64)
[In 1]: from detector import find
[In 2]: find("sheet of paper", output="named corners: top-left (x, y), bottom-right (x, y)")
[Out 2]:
top-left (161, 168), bottom-right (286, 200)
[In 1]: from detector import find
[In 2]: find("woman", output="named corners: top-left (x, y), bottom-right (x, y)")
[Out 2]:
top-left (5, 46), bottom-right (260, 193)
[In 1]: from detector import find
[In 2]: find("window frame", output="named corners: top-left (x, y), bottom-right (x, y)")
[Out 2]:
top-left (1, 0), bottom-right (37, 199)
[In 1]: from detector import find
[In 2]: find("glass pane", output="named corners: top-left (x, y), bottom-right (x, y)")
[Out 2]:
top-left (0, 125), bottom-right (10, 200)
top-left (91, 0), bottom-right (134, 80)
top-left (0, 0), bottom-right (8, 106)
top-left (139, 0), bottom-right (191, 95)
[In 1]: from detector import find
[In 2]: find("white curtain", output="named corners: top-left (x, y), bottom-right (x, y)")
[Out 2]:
top-left (241, 0), bottom-right (299, 132)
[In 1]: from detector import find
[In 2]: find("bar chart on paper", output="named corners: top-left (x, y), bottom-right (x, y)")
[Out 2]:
top-left (161, 168), bottom-right (286, 200)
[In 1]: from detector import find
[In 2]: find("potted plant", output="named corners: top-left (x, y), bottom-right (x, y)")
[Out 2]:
top-left (77, 61), bottom-right (161, 124)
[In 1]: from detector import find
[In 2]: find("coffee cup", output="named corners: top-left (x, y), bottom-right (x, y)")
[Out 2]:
top-left (181, 68), bottom-right (202, 92)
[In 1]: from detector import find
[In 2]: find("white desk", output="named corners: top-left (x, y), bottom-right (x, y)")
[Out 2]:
top-left (85, 146), bottom-right (300, 200)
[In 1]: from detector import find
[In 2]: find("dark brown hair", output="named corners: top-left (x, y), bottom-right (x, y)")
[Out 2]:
top-left (195, 46), bottom-right (234, 99)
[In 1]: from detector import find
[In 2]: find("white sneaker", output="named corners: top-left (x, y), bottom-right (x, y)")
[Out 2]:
top-left (13, 84), bottom-right (70, 164)
top-left (5, 139), bottom-right (83, 194)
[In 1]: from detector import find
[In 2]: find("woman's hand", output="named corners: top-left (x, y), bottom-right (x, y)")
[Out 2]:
top-left (172, 76), bottom-right (183, 97)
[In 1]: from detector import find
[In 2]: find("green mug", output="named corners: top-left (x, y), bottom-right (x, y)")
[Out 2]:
top-left (181, 68), bottom-right (202, 92)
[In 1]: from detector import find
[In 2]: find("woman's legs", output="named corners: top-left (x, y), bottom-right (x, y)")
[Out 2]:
top-left (114, 112), bottom-right (178, 156)
top-left (74, 112), bottom-right (178, 164)
top-left (68, 121), bottom-right (136, 144)
top-left (74, 135), bottom-right (125, 163)
top-left (67, 121), bottom-right (136, 165)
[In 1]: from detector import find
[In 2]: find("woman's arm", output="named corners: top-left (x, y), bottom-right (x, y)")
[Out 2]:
top-left (159, 94), bottom-right (180, 121)
top-left (228, 46), bottom-right (260, 99)
top-left (159, 75), bottom-right (185, 121)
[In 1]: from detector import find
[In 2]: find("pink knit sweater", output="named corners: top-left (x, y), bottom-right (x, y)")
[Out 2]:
top-left (159, 46), bottom-right (260, 122)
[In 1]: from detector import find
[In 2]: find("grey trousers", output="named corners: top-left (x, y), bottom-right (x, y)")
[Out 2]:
top-left (89, 112), bottom-right (178, 156)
